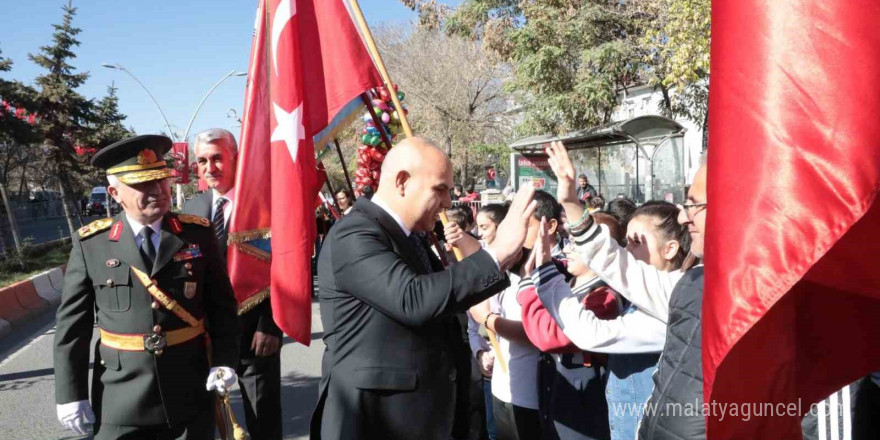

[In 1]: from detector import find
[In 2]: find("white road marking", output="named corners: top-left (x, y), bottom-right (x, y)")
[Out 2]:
top-left (0, 322), bottom-right (57, 370)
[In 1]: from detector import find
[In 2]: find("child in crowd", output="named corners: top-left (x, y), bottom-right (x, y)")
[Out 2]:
top-left (529, 201), bottom-right (692, 440)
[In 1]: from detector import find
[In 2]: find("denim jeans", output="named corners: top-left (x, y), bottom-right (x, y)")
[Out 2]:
top-left (484, 378), bottom-right (497, 440)
top-left (605, 353), bottom-right (660, 440)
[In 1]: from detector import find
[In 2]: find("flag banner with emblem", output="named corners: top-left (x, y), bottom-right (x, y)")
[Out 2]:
top-left (703, 0), bottom-right (880, 438)
top-left (229, 0), bottom-right (382, 345)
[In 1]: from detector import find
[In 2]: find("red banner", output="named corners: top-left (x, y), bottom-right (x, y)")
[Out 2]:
top-left (704, 0), bottom-right (880, 438)
top-left (170, 142), bottom-right (190, 184)
top-left (228, 0), bottom-right (382, 345)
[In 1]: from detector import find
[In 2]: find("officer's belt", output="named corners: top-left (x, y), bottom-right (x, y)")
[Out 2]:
top-left (100, 320), bottom-right (205, 351)
top-left (130, 266), bottom-right (200, 328)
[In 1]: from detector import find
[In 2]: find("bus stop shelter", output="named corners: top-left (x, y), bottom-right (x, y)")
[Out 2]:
top-left (509, 115), bottom-right (688, 203)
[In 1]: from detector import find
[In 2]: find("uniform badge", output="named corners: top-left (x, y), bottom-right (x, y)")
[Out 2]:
top-left (173, 245), bottom-right (203, 262)
top-left (169, 217), bottom-right (183, 234)
top-left (108, 222), bottom-right (123, 242)
top-left (184, 282), bottom-right (197, 299)
top-left (106, 259), bottom-right (120, 268)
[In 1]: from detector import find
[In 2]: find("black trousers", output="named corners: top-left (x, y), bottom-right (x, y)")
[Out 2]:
top-left (238, 352), bottom-right (282, 440)
top-left (492, 396), bottom-right (542, 440)
top-left (93, 405), bottom-right (213, 440)
top-left (854, 376), bottom-right (880, 440)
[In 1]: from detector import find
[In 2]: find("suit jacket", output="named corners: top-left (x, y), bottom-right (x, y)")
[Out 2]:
top-left (53, 212), bottom-right (239, 426)
top-left (310, 198), bottom-right (510, 440)
top-left (183, 191), bottom-right (282, 358)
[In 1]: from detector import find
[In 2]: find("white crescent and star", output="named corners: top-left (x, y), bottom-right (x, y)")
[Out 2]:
top-left (268, 0), bottom-right (306, 163)
top-left (271, 101), bottom-right (305, 162)
top-left (271, 0), bottom-right (296, 77)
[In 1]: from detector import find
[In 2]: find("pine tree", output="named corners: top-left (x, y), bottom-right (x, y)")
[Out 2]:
top-left (28, 0), bottom-right (94, 234)
top-left (85, 83), bottom-right (132, 215)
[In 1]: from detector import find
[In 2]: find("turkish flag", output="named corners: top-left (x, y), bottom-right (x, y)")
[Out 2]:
top-left (229, 0), bottom-right (382, 345)
top-left (703, 1), bottom-right (880, 438)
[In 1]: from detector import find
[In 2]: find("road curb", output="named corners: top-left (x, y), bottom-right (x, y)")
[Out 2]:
top-left (0, 318), bottom-right (10, 339)
top-left (0, 266), bottom-right (64, 341)
top-left (31, 267), bottom-right (63, 307)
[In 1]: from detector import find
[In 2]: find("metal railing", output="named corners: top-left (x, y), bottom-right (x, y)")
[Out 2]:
top-left (10, 200), bottom-right (68, 222)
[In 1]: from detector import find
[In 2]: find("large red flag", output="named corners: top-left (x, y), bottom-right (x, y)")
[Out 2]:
top-left (704, 0), bottom-right (880, 438)
top-left (229, 0), bottom-right (382, 345)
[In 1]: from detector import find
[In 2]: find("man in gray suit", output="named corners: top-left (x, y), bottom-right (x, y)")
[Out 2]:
top-left (184, 128), bottom-right (282, 440)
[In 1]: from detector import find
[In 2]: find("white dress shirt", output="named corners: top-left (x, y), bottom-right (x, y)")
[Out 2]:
top-left (371, 196), bottom-right (411, 237)
top-left (211, 189), bottom-right (235, 227)
top-left (127, 215), bottom-right (162, 251)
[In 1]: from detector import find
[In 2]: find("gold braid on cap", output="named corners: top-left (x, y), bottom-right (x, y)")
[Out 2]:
top-left (107, 160), bottom-right (169, 175)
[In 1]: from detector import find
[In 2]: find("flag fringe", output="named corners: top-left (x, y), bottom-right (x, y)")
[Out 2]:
top-left (228, 228), bottom-right (272, 244)
top-left (234, 242), bottom-right (271, 263)
top-left (237, 288), bottom-right (270, 315)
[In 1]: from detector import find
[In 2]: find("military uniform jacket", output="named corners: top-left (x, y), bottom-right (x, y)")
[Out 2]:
top-left (53, 212), bottom-right (240, 426)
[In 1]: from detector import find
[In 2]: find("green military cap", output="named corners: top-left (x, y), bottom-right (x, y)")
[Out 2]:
top-left (91, 134), bottom-right (174, 185)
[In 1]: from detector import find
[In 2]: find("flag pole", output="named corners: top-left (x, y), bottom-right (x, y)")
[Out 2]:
top-left (333, 139), bottom-right (354, 194)
top-left (347, 0), bottom-right (413, 138)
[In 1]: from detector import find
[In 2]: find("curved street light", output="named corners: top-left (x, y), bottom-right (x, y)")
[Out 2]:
top-left (183, 70), bottom-right (247, 141)
top-left (102, 63), bottom-right (177, 140)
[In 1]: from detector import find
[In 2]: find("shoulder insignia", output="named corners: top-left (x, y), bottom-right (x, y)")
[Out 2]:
top-left (177, 214), bottom-right (211, 228)
top-left (78, 218), bottom-right (114, 239)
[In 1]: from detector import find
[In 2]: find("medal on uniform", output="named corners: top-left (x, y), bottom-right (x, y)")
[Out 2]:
top-left (106, 259), bottom-right (120, 268)
top-left (173, 245), bottom-right (203, 262)
top-left (184, 282), bottom-right (197, 299)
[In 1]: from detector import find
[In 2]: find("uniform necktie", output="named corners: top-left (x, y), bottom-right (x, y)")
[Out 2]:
top-left (139, 227), bottom-right (156, 272)
top-left (214, 197), bottom-right (228, 245)
top-left (407, 233), bottom-right (433, 273)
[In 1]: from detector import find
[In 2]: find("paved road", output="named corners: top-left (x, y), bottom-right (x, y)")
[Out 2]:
top-left (0, 303), bottom-right (325, 440)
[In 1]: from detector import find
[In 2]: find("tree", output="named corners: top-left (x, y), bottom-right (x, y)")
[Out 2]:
top-left (638, 0), bottom-right (711, 142)
top-left (374, 23), bottom-right (515, 184)
top-left (28, 1), bottom-right (95, 233)
top-left (445, 0), bottom-right (654, 135)
top-left (82, 83), bottom-right (132, 190)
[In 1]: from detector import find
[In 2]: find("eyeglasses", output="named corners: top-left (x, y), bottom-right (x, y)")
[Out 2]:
top-left (677, 202), bottom-right (707, 220)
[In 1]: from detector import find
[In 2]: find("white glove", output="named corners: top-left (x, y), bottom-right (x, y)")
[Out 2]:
top-left (57, 400), bottom-right (95, 435)
top-left (206, 366), bottom-right (237, 394)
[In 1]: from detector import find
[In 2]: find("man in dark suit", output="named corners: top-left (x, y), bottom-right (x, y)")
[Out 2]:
top-left (311, 137), bottom-right (537, 440)
top-left (184, 128), bottom-right (283, 440)
top-left (54, 135), bottom-right (240, 439)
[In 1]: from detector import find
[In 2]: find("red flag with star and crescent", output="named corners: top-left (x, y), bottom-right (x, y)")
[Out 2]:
top-left (703, 0), bottom-right (880, 438)
top-left (229, 0), bottom-right (382, 345)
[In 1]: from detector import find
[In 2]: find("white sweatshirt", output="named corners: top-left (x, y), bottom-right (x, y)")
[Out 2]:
top-left (532, 263), bottom-right (667, 354)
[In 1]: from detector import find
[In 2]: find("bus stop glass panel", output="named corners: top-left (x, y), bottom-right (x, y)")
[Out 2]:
top-left (569, 142), bottom-right (649, 202)
top-left (650, 136), bottom-right (686, 203)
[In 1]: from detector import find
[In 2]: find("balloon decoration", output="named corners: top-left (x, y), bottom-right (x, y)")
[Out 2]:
top-left (353, 84), bottom-right (408, 195)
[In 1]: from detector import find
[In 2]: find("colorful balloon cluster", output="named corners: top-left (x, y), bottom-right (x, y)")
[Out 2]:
top-left (353, 85), bottom-right (408, 195)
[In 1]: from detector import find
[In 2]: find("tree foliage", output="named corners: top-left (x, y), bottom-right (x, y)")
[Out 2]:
top-left (402, 0), bottom-right (710, 138)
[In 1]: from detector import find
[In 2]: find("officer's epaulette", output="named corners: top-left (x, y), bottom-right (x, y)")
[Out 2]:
top-left (177, 214), bottom-right (211, 228)
top-left (78, 218), bottom-right (114, 239)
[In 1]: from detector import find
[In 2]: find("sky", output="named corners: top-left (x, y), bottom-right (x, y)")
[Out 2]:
top-left (0, 0), bottom-right (423, 143)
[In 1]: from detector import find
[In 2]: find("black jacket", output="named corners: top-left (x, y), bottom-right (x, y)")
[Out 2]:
top-left (310, 198), bottom-right (510, 440)
top-left (183, 191), bottom-right (282, 355)
top-left (638, 266), bottom-right (705, 440)
top-left (54, 213), bottom-right (239, 426)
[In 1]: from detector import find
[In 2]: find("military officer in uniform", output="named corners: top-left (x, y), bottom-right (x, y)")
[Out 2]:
top-left (53, 134), bottom-right (240, 439)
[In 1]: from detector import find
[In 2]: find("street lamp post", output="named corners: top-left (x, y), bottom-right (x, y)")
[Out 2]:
top-left (183, 70), bottom-right (247, 141)
top-left (101, 63), bottom-right (176, 140)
